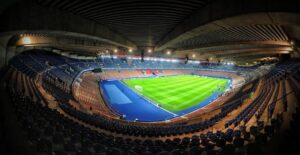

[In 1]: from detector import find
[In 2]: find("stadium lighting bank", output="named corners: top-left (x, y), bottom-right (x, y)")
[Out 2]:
top-left (21, 36), bottom-right (31, 45)
top-left (126, 56), bottom-right (193, 63)
top-left (106, 54), bottom-right (201, 64)
top-left (224, 62), bottom-right (234, 65)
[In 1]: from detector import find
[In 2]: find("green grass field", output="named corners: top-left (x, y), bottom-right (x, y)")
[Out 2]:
top-left (123, 75), bottom-right (229, 112)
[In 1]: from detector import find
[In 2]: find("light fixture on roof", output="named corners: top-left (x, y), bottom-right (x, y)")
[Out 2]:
top-left (171, 59), bottom-right (179, 62)
top-left (105, 50), bottom-right (109, 53)
top-left (21, 37), bottom-right (31, 44)
top-left (192, 54), bottom-right (196, 58)
top-left (114, 49), bottom-right (118, 53)
top-left (129, 48), bottom-right (132, 53)
top-left (148, 49), bottom-right (152, 53)
top-left (166, 50), bottom-right (171, 55)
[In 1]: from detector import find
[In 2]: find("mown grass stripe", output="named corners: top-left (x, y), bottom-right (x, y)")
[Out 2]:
top-left (142, 78), bottom-right (214, 98)
top-left (124, 75), bottom-right (198, 88)
top-left (163, 79), bottom-right (224, 104)
top-left (172, 81), bottom-right (228, 109)
top-left (160, 80), bottom-right (225, 111)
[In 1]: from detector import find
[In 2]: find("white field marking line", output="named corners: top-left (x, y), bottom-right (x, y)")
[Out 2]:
top-left (120, 81), bottom-right (178, 117)
top-left (147, 78), bottom-right (215, 99)
top-left (125, 75), bottom-right (198, 89)
top-left (119, 81), bottom-right (178, 117)
top-left (173, 81), bottom-right (228, 109)
top-left (164, 80), bottom-right (224, 106)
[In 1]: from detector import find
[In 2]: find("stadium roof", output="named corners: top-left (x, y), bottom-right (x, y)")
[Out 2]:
top-left (36, 0), bottom-right (211, 47)
top-left (0, 0), bottom-right (300, 62)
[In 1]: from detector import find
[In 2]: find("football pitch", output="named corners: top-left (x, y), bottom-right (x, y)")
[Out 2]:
top-left (123, 75), bottom-right (230, 112)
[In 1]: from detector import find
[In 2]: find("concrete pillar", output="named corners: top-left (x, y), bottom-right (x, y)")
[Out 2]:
top-left (292, 48), bottom-right (300, 58)
top-left (0, 36), bottom-right (11, 67)
top-left (0, 45), bottom-right (5, 67)
top-left (5, 46), bottom-right (16, 64)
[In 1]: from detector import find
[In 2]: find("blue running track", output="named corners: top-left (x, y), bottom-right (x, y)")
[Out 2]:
top-left (100, 80), bottom-right (175, 121)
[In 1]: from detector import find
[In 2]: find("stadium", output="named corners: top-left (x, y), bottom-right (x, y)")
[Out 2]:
top-left (1, 0), bottom-right (300, 155)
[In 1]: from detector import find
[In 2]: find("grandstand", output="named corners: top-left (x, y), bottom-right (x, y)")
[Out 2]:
top-left (1, 0), bottom-right (300, 155)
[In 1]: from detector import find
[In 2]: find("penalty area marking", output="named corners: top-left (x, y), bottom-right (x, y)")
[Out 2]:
top-left (120, 81), bottom-right (178, 117)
